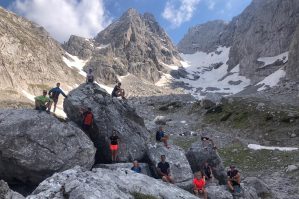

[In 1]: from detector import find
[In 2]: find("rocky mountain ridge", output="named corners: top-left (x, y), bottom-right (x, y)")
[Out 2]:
top-left (63, 8), bottom-right (182, 84)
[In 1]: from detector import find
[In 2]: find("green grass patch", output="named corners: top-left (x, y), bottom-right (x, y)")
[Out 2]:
top-left (131, 192), bottom-right (158, 199)
top-left (173, 136), bottom-right (198, 151)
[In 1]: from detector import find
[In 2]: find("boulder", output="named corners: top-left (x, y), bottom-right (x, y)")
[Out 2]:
top-left (200, 93), bottom-right (224, 109)
top-left (153, 116), bottom-right (170, 125)
top-left (206, 185), bottom-right (233, 199)
top-left (64, 83), bottom-right (150, 163)
top-left (0, 109), bottom-right (96, 185)
top-left (186, 141), bottom-right (227, 185)
top-left (27, 166), bottom-right (198, 199)
top-left (243, 177), bottom-right (271, 197)
top-left (235, 185), bottom-right (259, 199)
top-left (94, 163), bottom-right (152, 176)
top-left (0, 180), bottom-right (25, 199)
top-left (286, 164), bottom-right (299, 173)
top-left (147, 143), bottom-right (193, 189)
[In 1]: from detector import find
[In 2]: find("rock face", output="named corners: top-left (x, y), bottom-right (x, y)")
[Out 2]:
top-left (243, 177), bottom-right (271, 197)
top-left (64, 8), bottom-right (182, 84)
top-left (0, 180), bottom-right (24, 199)
top-left (186, 142), bottom-right (227, 185)
top-left (0, 109), bottom-right (96, 185)
top-left (206, 186), bottom-right (233, 199)
top-left (64, 83), bottom-right (150, 163)
top-left (287, 23), bottom-right (299, 80)
top-left (0, 7), bottom-right (83, 104)
top-left (147, 143), bottom-right (193, 189)
top-left (27, 166), bottom-right (198, 199)
top-left (177, 20), bottom-right (228, 54)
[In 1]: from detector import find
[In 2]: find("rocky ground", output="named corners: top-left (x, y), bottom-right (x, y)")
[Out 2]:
top-left (129, 91), bottom-right (299, 199)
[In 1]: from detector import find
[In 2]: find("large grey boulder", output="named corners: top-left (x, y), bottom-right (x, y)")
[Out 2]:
top-left (0, 109), bottom-right (96, 185)
top-left (0, 180), bottom-right (24, 199)
top-left (206, 185), bottom-right (233, 199)
top-left (27, 166), bottom-right (198, 199)
top-left (147, 143), bottom-right (193, 189)
top-left (94, 163), bottom-right (151, 176)
top-left (64, 83), bottom-right (150, 163)
top-left (186, 141), bottom-right (227, 185)
top-left (243, 177), bottom-right (271, 197)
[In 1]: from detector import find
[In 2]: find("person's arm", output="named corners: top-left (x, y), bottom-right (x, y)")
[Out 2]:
top-left (48, 88), bottom-right (53, 96)
top-left (233, 172), bottom-right (241, 180)
top-left (59, 88), bottom-right (67, 98)
top-left (157, 167), bottom-right (167, 176)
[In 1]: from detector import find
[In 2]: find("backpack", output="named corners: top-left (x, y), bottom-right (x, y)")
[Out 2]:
top-left (83, 112), bottom-right (93, 125)
top-left (156, 131), bottom-right (161, 141)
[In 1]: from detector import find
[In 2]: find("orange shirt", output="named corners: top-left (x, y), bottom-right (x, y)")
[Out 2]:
top-left (193, 178), bottom-right (205, 190)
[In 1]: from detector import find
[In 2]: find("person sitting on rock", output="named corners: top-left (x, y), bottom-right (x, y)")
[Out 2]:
top-left (34, 90), bottom-right (53, 113)
top-left (201, 133), bottom-right (217, 150)
top-left (156, 126), bottom-right (170, 148)
top-left (203, 161), bottom-right (213, 181)
top-left (80, 107), bottom-right (94, 138)
top-left (111, 82), bottom-right (126, 99)
top-left (86, 68), bottom-right (94, 83)
top-left (48, 82), bottom-right (67, 113)
top-left (157, 155), bottom-right (174, 183)
top-left (227, 165), bottom-right (241, 193)
top-left (193, 171), bottom-right (208, 199)
top-left (110, 130), bottom-right (120, 162)
top-left (131, 160), bottom-right (142, 173)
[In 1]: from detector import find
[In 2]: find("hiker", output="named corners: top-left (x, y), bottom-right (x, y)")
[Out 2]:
top-left (86, 68), bottom-right (94, 83)
top-left (48, 82), bottom-right (67, 113)
top-left (111, 82), bottom-right (126, 99)
top-left (203, 161), bottom-right (213, 181)
top-left (34, 90), bottom-right (53, 113)
top-left (201, 133), bottom-right (217, 150)
top-left (193, 171), bottom-right (208, 199)
top-left (156, 126), bottom-right (170, 148)
top-left (131, 160), bottom-right (142, 173)
top-left (110, 130), bottom-right (120, 162)
top-left (227, 165), bottom-right (241, 193)
top-left (81, 107), bottom-right (94, 138)
top-left (157, 155), bottom-right (174, 183)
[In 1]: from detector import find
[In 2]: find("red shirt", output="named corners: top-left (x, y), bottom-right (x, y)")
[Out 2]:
top-left (193, 178), bottom-right (205, 190)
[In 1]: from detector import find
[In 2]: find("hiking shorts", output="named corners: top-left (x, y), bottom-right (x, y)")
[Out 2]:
top-left (51, 97), bottom-right (58, 103)
top-left (110, 144), bottom-right (118, 151)
top-left (36, 106), bottom-right (47, 111)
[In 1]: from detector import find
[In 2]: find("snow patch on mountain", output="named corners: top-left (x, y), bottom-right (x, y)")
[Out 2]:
top-left (178, 46), bottom-right (250, 99)
top-left (248, 144), bottom-right (298, 151)
top-left (63, 53), bottom-right (89, 77)
top-left (257, 51), bottom-right (289, 68)
top-left (256, 68), bottom-right (286, 91)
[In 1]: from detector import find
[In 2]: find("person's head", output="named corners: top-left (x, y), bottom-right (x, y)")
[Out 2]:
top-left (43, 90), bottom-right (47, 96)
top-left (117, 82), bottom-right (121, 87)
top-left (159, 126), bottom-right (163, 131)
top-left (204, 161), bottom-right (209, 167)
top-left (133, 160), bottom-right (139, 167)
top-left (230, 165), bottom-right (236, 171)
top-left (87, 107), bottom-right (92, 112)
top-left (160, 155), bottom-right (166, 162)
top-left (112, 129), bottom-right (117, 136)
top-left (56, 82), bottom-right (60, 87)
top-left (89, 68), bottom-right (93, 72)
top-left (201, 136), bottom-right (209, 141)
top-left (195, 171), bottom-right (204, 180)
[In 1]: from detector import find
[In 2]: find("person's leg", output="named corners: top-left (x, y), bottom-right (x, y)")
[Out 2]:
top-left (193, 189), bottom-right (199, 196)
top-left (114, 148), bottom-right (118, 162)
top-left (53, 101), bottom-right (57, 112)
top-left (35, 100), bottom-right (40, 110)
top-left (167, 175), bottom-right (174, 184)
top-left (227, 180), bottom-right (234, 191)
top-left (162, 176), bottom-right (169, 182)
top-left (46, 101), bottom-right (53, 112)
top-left (203, 189), bottom-right (208, 199)
top-left (161, 136), bottom-right (169, 148)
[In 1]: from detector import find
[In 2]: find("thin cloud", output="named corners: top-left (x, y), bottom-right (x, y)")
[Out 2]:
top-left (206, 0), bottom-right (216, 10)
top-left (162, 0), bottom-right (200, 28)
top-left (10, 0), bottom-right (111, 42)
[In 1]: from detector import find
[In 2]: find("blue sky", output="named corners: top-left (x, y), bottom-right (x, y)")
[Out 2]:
top-left (0, 0), bottom-right (251, 43)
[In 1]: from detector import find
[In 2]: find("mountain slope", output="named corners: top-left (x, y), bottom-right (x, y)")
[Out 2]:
top-left (64, 8), bottom-right (182, 84)
top-left (0, 7), bottom-right (84, 107)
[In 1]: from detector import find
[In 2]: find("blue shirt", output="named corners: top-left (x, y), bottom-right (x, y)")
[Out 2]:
top-left (131, 166), bottom-right (141, 173)
top-left (49, 87), bottom-right (67, 99)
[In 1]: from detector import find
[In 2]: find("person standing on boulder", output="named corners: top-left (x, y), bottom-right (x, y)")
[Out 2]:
top-left (48, 83), bottom-right (67, 113)
top-left (86, 68), bottom-right (94, 83)
top-left (81, 107), bottom-right (94, 138)
top-left (156, 126), bottom-right (170, 148)
top-left (157, 155), bottom-right (174, 183)
top-left (227, 165), bottom-right (241, 193)
top-left (193, 171), bottom-right (208, 199)
top-left (110, 130), bottom-right (120, 162)
top-left (202, 161), bottom-right (213, 181)
top-left (34, 90), bottom-right (53, 113)
top-left (111, 82), bottom-right (126, 100)
top-left (131, 160), bottom-right (142, 173)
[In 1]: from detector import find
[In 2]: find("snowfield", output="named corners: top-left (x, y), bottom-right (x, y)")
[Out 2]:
top-left (256, 68), bottom-right (286, 91)
top-left (177, 46), bottom-right (251, 99)
top-left (248, 144), bottom-right (298, 151)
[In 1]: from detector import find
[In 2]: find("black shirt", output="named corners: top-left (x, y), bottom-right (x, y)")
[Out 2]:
top-left (203, 165), bottom-right (212, 178)
top-left (111, 86), bottom-right (120, 97)
top-left (110, 135), bottom-right (119, 145)
top-left (158, 162), bottom-right (170, 175)
top-left (227, 169), bottom-right (239, 178)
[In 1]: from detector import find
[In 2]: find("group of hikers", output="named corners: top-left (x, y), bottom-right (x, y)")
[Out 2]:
top-left (33, 72), bottom-right (241, 197)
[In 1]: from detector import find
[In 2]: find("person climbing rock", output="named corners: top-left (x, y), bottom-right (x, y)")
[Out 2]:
top-left (157, 155), bottom-right (174, 183)
top-left (111, 82), bottom-right (126, 99)
top-left (201, 132), bottom-right (217, 150)
top-left (227, 165), bottom-right (241, 193)
top-left (131, 160), bottom-right (142, 173)
top-left (86, 68), bottom-right (94, 83)
top-left (48, 82), bottom-right (67, 113)
top-left (156, 126), bottom-right (170, 148)
top-left (110, 130), bottom-right (120, 162)
top-left (193, 171), bottom-right (208, 199)
top-left (80, 107), bottom-right (94, 138)
top-left (34, 90), bottom-right (53, 113)
top-left (203, 161), bottom-right (213, 181)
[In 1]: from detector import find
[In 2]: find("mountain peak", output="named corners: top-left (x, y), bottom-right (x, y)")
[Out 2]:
top-left (122, 8), bottom-right (140, 18)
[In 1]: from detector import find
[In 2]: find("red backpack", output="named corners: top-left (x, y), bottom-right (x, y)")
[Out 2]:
top-left (83, 112), bottom-right (93, 125)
